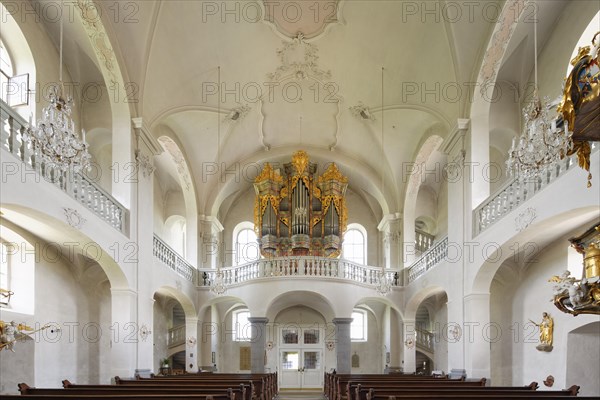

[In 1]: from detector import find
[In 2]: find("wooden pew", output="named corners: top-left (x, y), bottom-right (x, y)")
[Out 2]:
top-left (359, 385), bottom-right (580, 400)
top-left (19, 383), bottom-right (244, 399)
top-left (324, 372), bottom-right (457, 400)
top-left (134, 372), bottom-right (278, 400)
top-left (350, 382), bottom-right (537, 400)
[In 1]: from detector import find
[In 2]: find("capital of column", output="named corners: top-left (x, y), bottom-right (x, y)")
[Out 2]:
top-left (247, 317), bottom-right (269, 325)
top-left (132, 118), bottom-right (162, 156)
top-left (441, 119), bottom-right (470, 159)
top-left (377, 213), bottom-right (402, 233)
top-left (199, 215), bottom-right (224, 239)
top-left (332, 317), bottom-right (353, 325)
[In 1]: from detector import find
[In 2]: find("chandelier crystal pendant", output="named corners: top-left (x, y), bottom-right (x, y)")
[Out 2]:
top-left (506, 0), bottom-right (571, 179)
top-left (210, 268), bottom-right (227, 295)
top-left (24, 0), bottom-right (90, 174)
top-left (376, 270), bottom-right (392, 296)
top-left (506, 93), bottom-right (571, 179)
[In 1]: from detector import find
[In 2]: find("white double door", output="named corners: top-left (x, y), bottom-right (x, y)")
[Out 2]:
top-left (279, 326), bottom-right (323, 389)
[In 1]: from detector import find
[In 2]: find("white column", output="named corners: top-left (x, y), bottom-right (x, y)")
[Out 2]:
top-left (132, 118), bottom-right (162, 375)
top-left (199, 216), bottom-right (224, 268)
top-left (464, 293), bottom-right (491, 379)
top-left (441, 119), bottom-right (470, 379)
top-left (110, 288), bottom-right (137, 379)
top-left (378, 214), bottom-right (402, 269)
top-left (186, 317), bottom-right (199, 372)
top-left (332, 317), bottom-right (353, 373)
top-left (111, 113), bottom-right (133, 209)
top-left (402, 319), bottom-right (416, 373)
top-left (248, 317), bottom-right (269, 373)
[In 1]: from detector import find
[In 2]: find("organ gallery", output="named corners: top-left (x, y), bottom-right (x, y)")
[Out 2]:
top-left (254, 151), bottom-right (348, 257)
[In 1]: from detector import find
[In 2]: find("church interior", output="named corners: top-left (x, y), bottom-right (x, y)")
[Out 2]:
top-left (1, 0), bottom-right (599, 398)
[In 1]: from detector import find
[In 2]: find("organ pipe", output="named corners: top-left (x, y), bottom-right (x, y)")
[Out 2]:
top-left (254, 151), bottom-right (348, 257)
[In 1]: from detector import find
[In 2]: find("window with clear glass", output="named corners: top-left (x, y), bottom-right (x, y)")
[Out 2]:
top-left (282, 351), bottom-right (299, 370)
top-left (233, 309), bottom-right (251, 341)
top-left (343, 229), bottom-right (365, 265)
top-left (351, 310), bottom-right (367, 341)
top-left (0, 39), bottom-right (14, 104)
top-left (236, 228), bottom-right (258, 265)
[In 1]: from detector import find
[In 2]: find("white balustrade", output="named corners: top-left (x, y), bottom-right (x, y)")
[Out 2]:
top-left (153, 235), bottom-right (196, 282)
top-left (407, 237), bottom-right (448, 283)
top-left (0, 99), bottom-right (127, 233)
top-left (416, 328), bottom-right (434, 353)
top-left (415, 229), bottom-right (434, 253)
top-left (198, 257), bottom-right (400, 289)
top-left (167, 325), bottom-right (186, 348)
top-left (474, 143), bottom-right (598, 235)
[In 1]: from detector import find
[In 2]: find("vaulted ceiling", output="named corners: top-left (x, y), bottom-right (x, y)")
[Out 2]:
top-left (35, 0), bottom-right (522, 217)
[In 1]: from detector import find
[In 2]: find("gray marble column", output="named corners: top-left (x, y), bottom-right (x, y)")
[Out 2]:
top-left (248, 317), bottom-right (269, 373)
top-left (332, 317), bottom-right (353, 373)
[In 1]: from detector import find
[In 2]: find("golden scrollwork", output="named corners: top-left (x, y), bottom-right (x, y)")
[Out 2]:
top-left (557, 32), bottom-right (599, 187)
top-left (255, 162), bottom-right (283, 183)
top-left (292, 150), bottom-right (309, 175)
top-left (318, 163), bottom-right (349, 184)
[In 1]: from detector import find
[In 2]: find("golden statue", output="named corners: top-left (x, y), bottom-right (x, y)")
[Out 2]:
top-left (530, 312), bottom-right (553, 351)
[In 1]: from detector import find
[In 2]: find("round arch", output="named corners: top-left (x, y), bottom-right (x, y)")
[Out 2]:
top-left (472, 207), bottom-right (600, 294)
top-left (154, 286), bottom-right (197, 321)
top-left (0, 205), bottom-right (129, 290)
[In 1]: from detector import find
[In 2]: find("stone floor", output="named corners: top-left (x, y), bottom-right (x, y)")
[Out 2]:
top-left (277, 390), bottom-right (326, 400)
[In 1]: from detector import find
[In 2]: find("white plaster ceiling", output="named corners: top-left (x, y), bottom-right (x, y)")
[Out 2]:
top-left (78, 0), bottom-right (524, 216)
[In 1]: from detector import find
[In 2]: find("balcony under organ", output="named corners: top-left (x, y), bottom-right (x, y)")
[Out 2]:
top-left (254, 150), bottom-right (348, 257)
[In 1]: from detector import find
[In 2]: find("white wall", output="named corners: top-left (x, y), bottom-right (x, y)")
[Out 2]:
top-left (0, 240), bottom-right (111, 394)
top-left (490, 227), bottom-right (600, 393)
top-left (350, 309), bottom-right (382, 373)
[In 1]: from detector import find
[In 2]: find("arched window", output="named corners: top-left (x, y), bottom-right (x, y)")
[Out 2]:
top-left (0, 39), bottom-right (14, 104)
top-left (233, 222), bottom-right (259, 265)
top-left (0, 4), bottom-right (33, 112)
top-left (351, 309), bottom-right (368, 342)
top-left (343, 224), bottom-right (367, 265)
top-left (232, 309), bottom-right (251, 341)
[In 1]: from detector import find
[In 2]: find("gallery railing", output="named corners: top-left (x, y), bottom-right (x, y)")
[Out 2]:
top-left (416, 328), bottom-right (434, 353)
top-left (198, 257), bottom-right (400, 289)
top-left (153, 234), bottom-right (196, 282)
top-left (0, 99), bottom-right (127, 233)
top-left (474, 142), bottom-right (598, 235)
top-left (167, 325), bottom-right (186, 348)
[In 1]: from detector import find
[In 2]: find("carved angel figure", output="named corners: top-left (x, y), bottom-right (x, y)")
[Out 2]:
top-left (548, 270), bottom-right (578, 296)
top-left (0, 321), bottom-right (34, 352)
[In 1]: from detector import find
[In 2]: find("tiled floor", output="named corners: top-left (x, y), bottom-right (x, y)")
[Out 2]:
top-left (277, 391), bottom-right (326, 400)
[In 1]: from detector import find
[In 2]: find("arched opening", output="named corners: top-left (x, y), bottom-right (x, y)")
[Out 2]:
top-left (0, 3), bottom-right (36, 120)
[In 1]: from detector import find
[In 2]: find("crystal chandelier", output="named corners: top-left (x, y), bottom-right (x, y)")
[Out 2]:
top-left (506, 1), bottom-right (571, 179)
top-left (210, 268), bottom-right (227, 296)
top-left (24, 0), bottom-right (90, 174)
top-left (376, 269), bottom-right (392, 296)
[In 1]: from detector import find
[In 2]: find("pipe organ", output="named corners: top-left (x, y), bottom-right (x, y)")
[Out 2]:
top-left (254, 151), bottom-right (348, 257)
